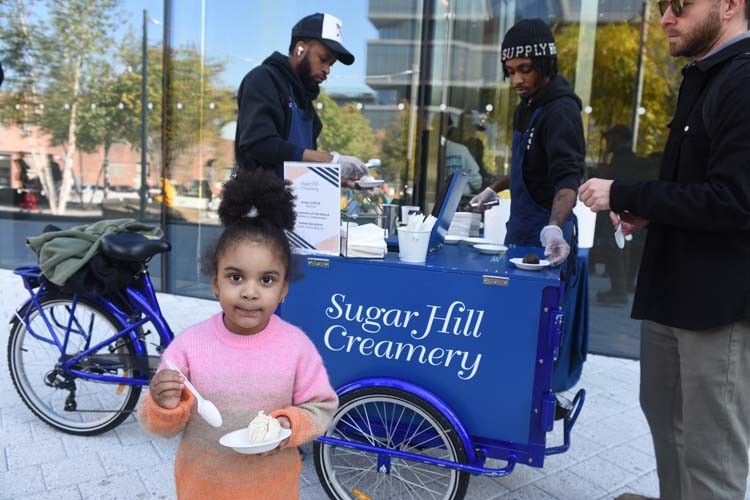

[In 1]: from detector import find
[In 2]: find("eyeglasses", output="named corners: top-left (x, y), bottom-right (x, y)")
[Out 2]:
top-left (657, 0), bottom-right (694, 17)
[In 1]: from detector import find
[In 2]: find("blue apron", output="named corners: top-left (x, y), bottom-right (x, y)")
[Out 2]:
top-left (504, 107), bottom-right (587, 392)
top-left (505, 106), bottom-right (575, 248)
top-left (275, 84), bottom-right (314, 178)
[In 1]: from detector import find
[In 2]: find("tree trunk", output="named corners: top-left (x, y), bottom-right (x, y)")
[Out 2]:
top-left (57, 54), bottom-right (82, 214)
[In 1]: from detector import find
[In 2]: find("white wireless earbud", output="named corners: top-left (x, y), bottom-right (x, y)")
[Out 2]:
top-left (297, 47), bottom-right (303, 56)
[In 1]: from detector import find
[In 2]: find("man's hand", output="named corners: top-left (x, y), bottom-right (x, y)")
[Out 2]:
top-left (150, 367), bottom-right (186, 410)
top-left (468, 187), bottom-right (499, 212)
top-left (610, 211), bottom-right (649, 236)
top-left (331, 152), bottom-right (369, 180)
top-left (540, 225), bottom-right (570, 266)
top-left (578, 178), bottom-right (614, 212)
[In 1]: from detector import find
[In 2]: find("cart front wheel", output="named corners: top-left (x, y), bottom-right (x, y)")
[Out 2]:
top-left (314, 386), bottom-right (470, 500)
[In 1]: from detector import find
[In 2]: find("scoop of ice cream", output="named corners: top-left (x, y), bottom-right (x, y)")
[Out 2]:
top-left (359, 175), bottom-right (375, 182)
top-left (247, 411), bottom-right (282, 443)
top-left (522, 253), bottom-right (540, 264)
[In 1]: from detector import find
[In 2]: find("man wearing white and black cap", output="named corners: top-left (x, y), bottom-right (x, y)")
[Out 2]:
top-left (234, 13), bottom-right (367, 180)
top-left (470, 19), bottom-right (584, 267)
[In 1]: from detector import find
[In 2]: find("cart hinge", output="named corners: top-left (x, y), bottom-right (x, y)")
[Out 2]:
top-left (482, 275), bottom-right (509, 287)
top-left (549, 310), bottom-right (565, 361)
top-left (306, 258), bottom-right (330, 269)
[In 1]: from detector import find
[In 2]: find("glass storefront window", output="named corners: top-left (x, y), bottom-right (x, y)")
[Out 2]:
top-left (0, 0), bottom-right (688, 358)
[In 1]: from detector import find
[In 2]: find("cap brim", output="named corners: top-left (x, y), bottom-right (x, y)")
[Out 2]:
top-left (321, 39), bottom-right (354, 65)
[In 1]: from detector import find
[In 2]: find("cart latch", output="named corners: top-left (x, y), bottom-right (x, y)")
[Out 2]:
top-left (307, 257), bottom-right (330, 269)
top-left (482, 275), bottom-right (509, 287)
top-left (549, 310), bottom-right (565, 361)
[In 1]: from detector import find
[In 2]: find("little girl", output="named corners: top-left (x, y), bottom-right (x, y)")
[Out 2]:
top-left (138, 168), bottom-right (338, 499)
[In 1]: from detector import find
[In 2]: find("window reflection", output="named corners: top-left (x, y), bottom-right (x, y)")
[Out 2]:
top-left (0, 0), bottom-right (687, 357)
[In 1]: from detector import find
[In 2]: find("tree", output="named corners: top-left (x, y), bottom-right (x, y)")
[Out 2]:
top-left (316, 90), bottom-right (377, 161)
top-left (38, 0), bottom-right (124, 213)
top-left (555, 16), bottom-right (683, 158)
top-left (379, 104), bottom-right (411, 187)
top-left (0, 0), bottom-right (53, 203)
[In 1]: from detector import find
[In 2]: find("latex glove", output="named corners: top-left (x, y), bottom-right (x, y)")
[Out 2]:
top-left (468, 187), bottom-right (499, 211)
top-left (331, 152), bottom-right (368, 180)
top-left (540, 225), bottom-right (570, 266)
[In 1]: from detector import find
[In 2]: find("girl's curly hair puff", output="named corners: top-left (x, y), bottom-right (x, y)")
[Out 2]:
top-left (202, 168), bottom-right (297, 279)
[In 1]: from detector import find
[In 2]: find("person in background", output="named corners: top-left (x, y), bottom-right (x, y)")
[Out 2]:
top-left (445, 137), bottom-right (482, 196)
top-left (47, 154), bottom-right (62, 200)
top-left (579, 1), bottom-right (750, 498)
top-left (139, 168), bottom-right (337, 499)
top-left (448, 110), bottom-right (495, 187)
top-left (235, 13), bottom-right (368, 182)
top-left (470, 19), bottom-right (585, 266)
top-left (202, 158), bottom-right (216, 203)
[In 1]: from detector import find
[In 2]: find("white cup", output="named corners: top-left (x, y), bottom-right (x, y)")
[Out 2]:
top-left (397, 227), bottom-right (431, 263)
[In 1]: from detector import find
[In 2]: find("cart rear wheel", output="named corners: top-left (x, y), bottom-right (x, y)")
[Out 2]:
top-left (314, 386), bottom-right (470, 500)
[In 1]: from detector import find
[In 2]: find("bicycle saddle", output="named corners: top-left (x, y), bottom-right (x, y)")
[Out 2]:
top-left (100, 232), bottom-right (172, 262)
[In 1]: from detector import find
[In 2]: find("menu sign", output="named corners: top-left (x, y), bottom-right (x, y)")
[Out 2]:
top-left (284, 162), bottom-right (341, 255)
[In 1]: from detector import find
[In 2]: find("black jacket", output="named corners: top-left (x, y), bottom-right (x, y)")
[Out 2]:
top-left (515, 75), bottom-right (584, 208)
top-left (611, 37), bottom-right (750, 329)
top-left (234, 52), bottom-right (323, 171)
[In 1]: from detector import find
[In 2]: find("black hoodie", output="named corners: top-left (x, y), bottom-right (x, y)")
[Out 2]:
top-left (514, 74), bottom-right (584, 209)
top-left (234, 52), bottom-right (323, 171)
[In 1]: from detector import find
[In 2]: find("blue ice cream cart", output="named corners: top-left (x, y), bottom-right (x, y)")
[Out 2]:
top-left (280, 173), bottom-right (587, 500)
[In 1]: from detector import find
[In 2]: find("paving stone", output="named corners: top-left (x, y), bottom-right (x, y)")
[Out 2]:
top-left (78, 472), bottom-right (149, 500)
top-left (62, 432), bottom-right (122, 458)
top-left (98, 442), bottom-right (163, 475)
top-left (535, 469), bottom-right (608, 500)
top-left (600, 443), bottom-right (657, 477)
top-left (16, 485), bottom-right (82, 500)
top-left (568, 454), bottom-right (638, 492)
top-left (42, 453), bottom-right (107, 490)
top-left (6, 436), bottom-right (67, 469)
top-left (465, 474), bottom-right (510, 499)
top-left (0, 464), bottom-right (47, 499)
top-left (114, 421), bottom-right (155, 447)
top-left (495, 484), bottom-right (557, 499)
top-left (137, 465), bottom-right (176, 499)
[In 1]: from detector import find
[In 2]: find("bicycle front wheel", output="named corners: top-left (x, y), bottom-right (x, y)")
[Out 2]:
top-left (314, 386), bottom-right (470, 500)
top-left (8, 293), bottom-right (143, 435)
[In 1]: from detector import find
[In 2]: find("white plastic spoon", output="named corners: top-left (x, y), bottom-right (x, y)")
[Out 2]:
top-left (166, 360), bottom-right (223, 428)
top-left (614, 215), bottom-right (625, 249)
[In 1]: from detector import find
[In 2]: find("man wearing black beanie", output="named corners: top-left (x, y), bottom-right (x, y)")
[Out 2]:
top-left (471, 18), bottom-right (584, 268)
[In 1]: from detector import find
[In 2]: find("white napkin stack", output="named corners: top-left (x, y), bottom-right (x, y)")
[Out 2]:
top-left (341, 223), bottom-right (387, 258)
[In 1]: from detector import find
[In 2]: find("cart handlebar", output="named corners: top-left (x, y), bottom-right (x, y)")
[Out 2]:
top-left (545, 388), bottom-right (586, 456)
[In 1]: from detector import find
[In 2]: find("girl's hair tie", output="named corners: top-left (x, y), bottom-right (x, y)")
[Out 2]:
top-left (245, 206), bottom-right (259, 218)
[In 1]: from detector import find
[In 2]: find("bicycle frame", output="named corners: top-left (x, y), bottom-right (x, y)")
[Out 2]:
top-left (13, 265), bottom-right (174, 387)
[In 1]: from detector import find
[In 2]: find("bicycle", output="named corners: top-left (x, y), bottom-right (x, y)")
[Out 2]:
top-left (7, 231), bottom-right (174, 436)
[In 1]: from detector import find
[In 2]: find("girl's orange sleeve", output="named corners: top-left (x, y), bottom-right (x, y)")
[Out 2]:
top-left (138, 389), bottom-right (195, 437)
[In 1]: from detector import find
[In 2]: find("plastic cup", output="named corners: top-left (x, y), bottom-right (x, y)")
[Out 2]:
top-left (397, 227), bottom-right (431, 263)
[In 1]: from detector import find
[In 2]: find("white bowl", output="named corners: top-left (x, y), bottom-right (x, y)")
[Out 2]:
top-left (219, 427), bottom-right (292, 455)
top-left (473, 244), bottom-right (507, 255)
top-left (509, 257), bottom-right (550, 271)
